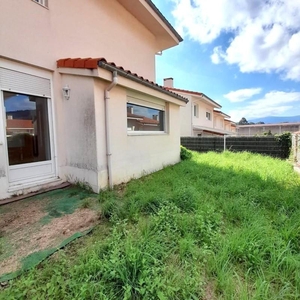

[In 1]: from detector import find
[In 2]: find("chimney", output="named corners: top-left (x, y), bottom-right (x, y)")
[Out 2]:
top-left (152, 115), bottom-right (158, 120)
top-left (163, 77), bottom-right (174, 88)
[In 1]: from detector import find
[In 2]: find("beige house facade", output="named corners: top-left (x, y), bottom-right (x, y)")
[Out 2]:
top-left (163, 78), bottom-right (236, 137)
top-left (0, 0), bottom-right (187, 200)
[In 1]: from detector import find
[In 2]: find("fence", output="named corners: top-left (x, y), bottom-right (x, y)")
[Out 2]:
top-left (181, 136), bottom-right (290, 159)
top-left (292, 133), bottom-right (300, 163)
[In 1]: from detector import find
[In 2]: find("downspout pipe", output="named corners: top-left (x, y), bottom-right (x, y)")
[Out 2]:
top-left (104, 71), bottom-right (118, 189)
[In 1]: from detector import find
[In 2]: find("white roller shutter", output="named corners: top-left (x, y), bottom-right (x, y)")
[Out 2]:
top-left (127, 96), bottom-right (165, 111)
top-left (0, 67), bottom-right (51, 97)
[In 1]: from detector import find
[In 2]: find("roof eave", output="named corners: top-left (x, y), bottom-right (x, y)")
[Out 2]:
top-left (98, 60), bottom-right (188, 104)
top-left (116, 0), bottom-right (182, 50)
top-left (144, 0), bottom-right (183, 42)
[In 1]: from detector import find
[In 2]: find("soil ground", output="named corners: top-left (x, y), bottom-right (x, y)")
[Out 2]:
top-left (0, 186), bottom-right (100, 278)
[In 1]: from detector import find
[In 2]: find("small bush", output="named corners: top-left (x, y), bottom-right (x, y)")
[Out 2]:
top-left (180, 146), bottom-right (192, 160)
top-left (276, 132), bottom-right (292, 159)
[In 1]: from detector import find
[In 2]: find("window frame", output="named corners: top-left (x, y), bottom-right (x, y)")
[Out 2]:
top-left (32, 0), bottom-right (49, 8)
top-left (126, 97), bottom-right (168, 136)
top-left (206, 111), bottom-right (211, 121)
top-left (193, 104), bottom-right (198, 118)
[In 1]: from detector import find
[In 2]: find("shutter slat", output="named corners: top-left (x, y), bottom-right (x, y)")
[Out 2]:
top-left (0, 68), bottom-right (51, 97)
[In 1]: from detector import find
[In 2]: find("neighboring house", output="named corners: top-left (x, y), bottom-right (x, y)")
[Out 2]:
top-left (224, 119), bottom-right (237, 134)
top-left (0, 0), bottom-right (187, 200)
top-left (163, 78), bottom-right (236, 136)
top-left (237, 122), bottom-right (300, 136)
top-left (6, 118), bottom-right (34, 136)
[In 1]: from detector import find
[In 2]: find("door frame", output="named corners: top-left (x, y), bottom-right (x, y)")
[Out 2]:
top-left (0, 60), bottom-right (58, 188)
top-left (1, 90), bottom-right (56, 186)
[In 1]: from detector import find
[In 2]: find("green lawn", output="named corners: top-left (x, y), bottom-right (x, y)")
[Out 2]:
top-left (1, 151), bottom-right (300, 299)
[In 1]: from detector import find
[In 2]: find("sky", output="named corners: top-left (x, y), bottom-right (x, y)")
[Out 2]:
top-left (153, 0), bottom-right (300, 122)
top-left (4, 94), bottom-right (35, 112)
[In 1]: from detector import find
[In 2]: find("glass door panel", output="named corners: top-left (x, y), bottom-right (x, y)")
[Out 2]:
top-left (3, 91), bottom-right (51, 166)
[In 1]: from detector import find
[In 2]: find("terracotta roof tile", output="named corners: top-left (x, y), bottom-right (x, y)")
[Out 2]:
top-left (57, 57), bottom-right (188, 103)
top-left (165, 87), bottom-right (205, 97)
top-left (128, 113), bottom-right (159, 125)
top-left (7, 119), bottom-right (33, 129)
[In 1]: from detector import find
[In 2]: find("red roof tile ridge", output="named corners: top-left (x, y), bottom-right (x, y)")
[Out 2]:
top-left (57, 57), bottom-right (189, 103)
top-left (165, 87), bottom-right (204, 96)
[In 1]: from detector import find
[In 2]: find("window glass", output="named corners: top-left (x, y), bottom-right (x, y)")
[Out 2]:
top-left (127, 103), bottom-right (164, 132)
top-left (33, 0), bottom-right (48, 8)
top-left (4, 91), bottom-right (51, 166)
top-left (206, 112), bottom-right (211, 120)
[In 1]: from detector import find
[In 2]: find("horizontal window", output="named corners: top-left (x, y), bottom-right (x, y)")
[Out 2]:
top-left (127, 103), bottom-right (165, 132)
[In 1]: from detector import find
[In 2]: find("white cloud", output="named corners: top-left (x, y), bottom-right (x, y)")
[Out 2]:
top-left (229, 91), bottom-right (300, 121)
top-left (170, 0), bottom-right (300, 81)
top-left (224, 88), bottom-right (262, 102)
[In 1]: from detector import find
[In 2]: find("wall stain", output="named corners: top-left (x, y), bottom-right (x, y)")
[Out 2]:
top-left (66, 161), bottom-right (98, 172)
top-left (0, 168), bottom-right (6, 178)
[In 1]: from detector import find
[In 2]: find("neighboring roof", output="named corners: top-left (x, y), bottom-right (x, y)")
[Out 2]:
top-left (144, 0), bottom-right (183, 42)
top-left (237, 122), bottom-right (300, 128)
top-left (165, 87), bottom-right (221, 108)
top-left (225, 119), bottom-right (237, 126)
top-left (57, 58), bottom-right (188, 104)
top-left (193, 125), bottom-right (232, 135)
top-left (214, 110), bottom-right (231, 119)
top-left (7, 119), bottom-right (33, 129)
top-left (128, 113), bottom-right (159, 125)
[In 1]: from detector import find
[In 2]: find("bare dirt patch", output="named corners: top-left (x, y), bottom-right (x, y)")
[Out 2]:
top-left (0, 200), bottom-right (47, 233)
top-left (0, 188), bottom-right (100, 278)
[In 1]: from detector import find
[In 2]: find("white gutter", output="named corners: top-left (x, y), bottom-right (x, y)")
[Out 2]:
top-left (104, 71), bottom-right (118, 189)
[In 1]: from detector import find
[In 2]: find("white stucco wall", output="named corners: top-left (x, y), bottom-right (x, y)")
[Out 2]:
top-left (58, 74), bottom-right (99, 191)
top-left (0, 0), bottom-right (157, 80)
top-left (193, 99), bottom-right (214, 128)
top-left (94, 81), bottom-right (181, 188)
top-left (180, 95), bottom-right (192, 137)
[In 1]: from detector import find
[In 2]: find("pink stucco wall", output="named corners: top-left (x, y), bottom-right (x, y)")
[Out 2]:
top-left (0, 0), bottom-right (158, 80)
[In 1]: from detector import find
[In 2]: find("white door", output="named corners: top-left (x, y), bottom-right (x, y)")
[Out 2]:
top-left (0, 68), bottom-right (56, 185)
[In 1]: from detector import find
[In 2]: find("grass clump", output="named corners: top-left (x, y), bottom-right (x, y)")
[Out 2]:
top-left (2, 151), bottom-right (300, 299)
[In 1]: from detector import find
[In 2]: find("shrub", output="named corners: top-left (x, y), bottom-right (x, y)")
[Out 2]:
top-left (276, 132), bottom-right (292, 159)
top-left (180, 146), bottom-right (192, 160)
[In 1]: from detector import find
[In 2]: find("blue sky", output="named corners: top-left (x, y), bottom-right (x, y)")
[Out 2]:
top-left (4, 94), bottom-right (35, 112)
top-left (153, 0), bottom-right (300, 122)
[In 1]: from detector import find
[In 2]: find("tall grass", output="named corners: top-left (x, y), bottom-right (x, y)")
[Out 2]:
top-left (1, 151), bottom-right (300, 299)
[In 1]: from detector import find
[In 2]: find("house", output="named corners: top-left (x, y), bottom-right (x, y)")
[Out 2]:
top-left (237, 122), bottom-right (300, 136)
top-left (0, 0), bottom-right (187, 200)
top-left (163, 78), bottom-right (236, 136)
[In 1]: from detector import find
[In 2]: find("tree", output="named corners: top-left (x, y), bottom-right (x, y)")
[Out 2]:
top-left (238, 117), bottom-right (249, 125)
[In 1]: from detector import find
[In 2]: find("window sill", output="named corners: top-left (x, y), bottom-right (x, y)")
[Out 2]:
top-left (127, 131), bottom-right (167, 136)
